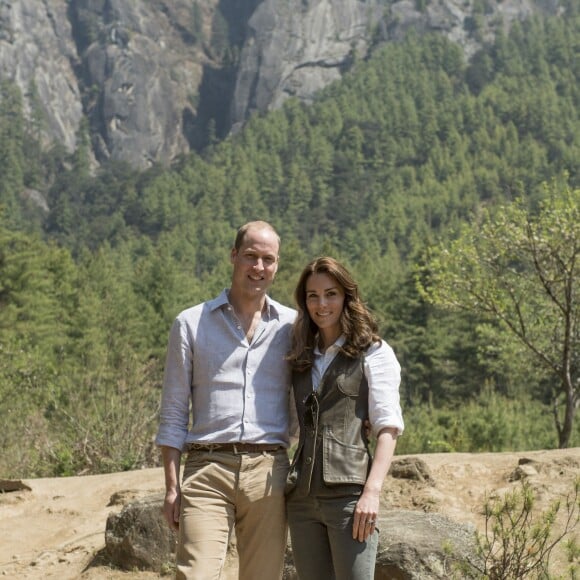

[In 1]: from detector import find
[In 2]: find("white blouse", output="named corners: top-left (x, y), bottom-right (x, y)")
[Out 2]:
top-left (311, 335), bottom-right (404, 437)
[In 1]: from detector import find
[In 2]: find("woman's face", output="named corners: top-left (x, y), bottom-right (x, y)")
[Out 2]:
top-left (305, 272), bottom-right (345, 344)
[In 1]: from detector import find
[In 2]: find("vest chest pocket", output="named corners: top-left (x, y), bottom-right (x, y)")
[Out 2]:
top-left (322, 429), bottom-right (369, 485)
top-left (335, 362), bottom-right (364, 397)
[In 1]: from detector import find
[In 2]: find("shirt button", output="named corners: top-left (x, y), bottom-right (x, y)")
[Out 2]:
top-left (305, 457), bottom-right (312, 464)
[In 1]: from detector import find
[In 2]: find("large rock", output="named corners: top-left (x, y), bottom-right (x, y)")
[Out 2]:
top-left (104, 494), bottom-right (478, 578)
top-left (0, 0), bottom-right (218, 169)
top-left (375, 510), bottom-right (478, 579)
top-left (229, 0), bottom-right (564, 128)
top-left (105, 492), bottom-right (176, 573)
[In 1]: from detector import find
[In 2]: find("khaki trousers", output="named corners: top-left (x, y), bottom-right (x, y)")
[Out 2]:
top-left (176, 449), bottom-right (290, 580)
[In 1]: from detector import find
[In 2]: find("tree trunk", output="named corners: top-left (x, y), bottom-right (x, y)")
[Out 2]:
top-left (558, 379), bottom-right (576, 449)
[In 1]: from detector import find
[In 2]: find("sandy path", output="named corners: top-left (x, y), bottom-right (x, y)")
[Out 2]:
top-left (1, 449), bottom-right (578, 579)
top-left (0, 468), bottom-right (164, 579)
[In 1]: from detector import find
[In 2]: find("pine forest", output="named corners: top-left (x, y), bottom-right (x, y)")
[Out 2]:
top-left (0, 15), bottom-right (578, 477)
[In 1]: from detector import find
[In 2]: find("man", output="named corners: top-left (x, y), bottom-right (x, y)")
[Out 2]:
top-left (156, 221), bottom-right (296, 580)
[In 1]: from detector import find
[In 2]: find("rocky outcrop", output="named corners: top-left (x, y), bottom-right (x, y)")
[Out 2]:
top-left (0, 0), bottom-right (567, 169)
top-left (229, 0), bottom-right (383, 131)
top-left (0, 0), bottom-right (83, 151)
top-left (105, 492), bottom-right (177, 572)
top-left (0, 0), bottom-right (218, 169)
top-left (104, 494), bottom-right (479, 577)
top-left (383, 0), bottom-right (564, 59)
top-left (229, 0), bottom-right (565, 128)
top-left (375, 510), bottom-right (478, 579)
top-left (70, 0), bottom-right (213, 168)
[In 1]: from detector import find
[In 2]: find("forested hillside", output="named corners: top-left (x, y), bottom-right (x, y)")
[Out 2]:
top-left (0, 15), bottom-right (578, 478)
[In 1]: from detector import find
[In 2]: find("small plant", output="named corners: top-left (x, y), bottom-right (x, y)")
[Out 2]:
top-left (457, 478), bottom-right (579, 579)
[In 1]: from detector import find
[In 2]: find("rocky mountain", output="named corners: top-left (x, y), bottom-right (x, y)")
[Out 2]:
top-left (0, 0), bottom-right (565, 169)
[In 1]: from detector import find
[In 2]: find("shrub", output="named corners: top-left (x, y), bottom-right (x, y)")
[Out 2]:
top-left (455, 479), bottom-right (580, 579)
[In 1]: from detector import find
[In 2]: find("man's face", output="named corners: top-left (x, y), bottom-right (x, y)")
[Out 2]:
top-left (230, 227), bottom-right (279, 298)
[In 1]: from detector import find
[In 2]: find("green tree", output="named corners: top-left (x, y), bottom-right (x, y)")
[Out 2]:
top-left (0, 81), bottom-right (25, 227)
top-left (421, 179), bottom-right (579, 448)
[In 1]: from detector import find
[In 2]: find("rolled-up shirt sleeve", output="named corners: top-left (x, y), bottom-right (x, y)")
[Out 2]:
top-left (365, 340), bottom-right (404, 437)
top-left (156, 317), bottom-right (193, 451)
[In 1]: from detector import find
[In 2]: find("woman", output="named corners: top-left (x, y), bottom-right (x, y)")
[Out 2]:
top-left (286, 257), bottom-right (404, 580)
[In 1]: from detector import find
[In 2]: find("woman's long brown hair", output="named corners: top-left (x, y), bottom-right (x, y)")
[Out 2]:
top-left (287, 257), bottom-right (380, 372)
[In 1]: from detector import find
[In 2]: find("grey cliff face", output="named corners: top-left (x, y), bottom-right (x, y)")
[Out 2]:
top-left (0, 0), bottom-right (214, 169)
top-left (72, 0), bottom-right (208, 168)
top-left (384, 0), bottom-right (564, 59)
top-left (0, 0), bottom-right (83, 151)
top-left (0, 0), bottom-right (566, 170)
top-left (230, 0), bottom-right (383, 131)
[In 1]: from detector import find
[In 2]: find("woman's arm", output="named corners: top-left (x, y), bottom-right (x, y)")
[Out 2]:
top-left (352, 426), bottom-right (398, 542)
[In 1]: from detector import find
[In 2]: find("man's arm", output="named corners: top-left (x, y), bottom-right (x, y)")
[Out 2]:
top-left (161, 445), bottom-right (182, 531)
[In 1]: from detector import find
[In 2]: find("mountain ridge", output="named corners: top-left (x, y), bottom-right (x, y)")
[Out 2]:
top-left (0, 0), bottom-right (566, 169)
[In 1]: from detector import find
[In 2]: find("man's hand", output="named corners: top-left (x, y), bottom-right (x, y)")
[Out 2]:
top-left (163, 487), bottom-right (181, 531)
top-left (160, 445), bottom-right (183, 531)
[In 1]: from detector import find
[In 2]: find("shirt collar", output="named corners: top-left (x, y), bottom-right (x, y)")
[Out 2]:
top-left (208, 289), bottom-right (279, 320)
top-left (314, 334), bottom-right (346, 356)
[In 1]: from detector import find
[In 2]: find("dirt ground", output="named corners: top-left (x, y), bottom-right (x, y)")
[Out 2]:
top-left (1, 448), bottom-right (578, 579)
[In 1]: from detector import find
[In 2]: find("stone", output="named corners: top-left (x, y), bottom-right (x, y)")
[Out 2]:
top-left (0, 479), bottom-right (32, 493)
top-left (389, 456), bottom-right (435, 484)
top-left (103, 495), bottom-right (478, 578)
top-left (104, 492), bottom-right (177, 572)
top-left (375, 510), bottom-right (479, 579)
top-left (230, 0), bottom-right (382, 130)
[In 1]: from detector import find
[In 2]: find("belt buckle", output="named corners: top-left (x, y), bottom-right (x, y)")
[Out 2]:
top-left (232, 443), bottom-right (250, 455)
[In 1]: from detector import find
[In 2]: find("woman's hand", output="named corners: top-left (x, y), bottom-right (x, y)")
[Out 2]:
top-left (352, 489), bottom-right (379, 542)
top-left (352, 427), bottom-right (399, 542)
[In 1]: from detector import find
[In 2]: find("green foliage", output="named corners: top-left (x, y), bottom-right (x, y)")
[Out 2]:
top-left (455, 479), bottom-right (580, 579)
top-left (40, 356), bottom-right (162, 476)
top-left (421, 179), bottom-right (579, 447)
top-left (1, 15), bottom-right (580, 475)
top-left (395, 390), bottom-right (574, 455)
top-left (0, 81), bottom-right (25, 227)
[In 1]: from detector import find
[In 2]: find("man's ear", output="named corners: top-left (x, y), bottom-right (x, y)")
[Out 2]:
top-left (230, 248), bottom-right (237, 264)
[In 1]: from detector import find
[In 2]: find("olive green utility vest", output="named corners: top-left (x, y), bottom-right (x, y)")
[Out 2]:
top-left (286, 351), bottom-right (372, 497)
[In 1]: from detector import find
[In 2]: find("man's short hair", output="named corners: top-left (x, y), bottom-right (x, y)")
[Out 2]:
top-left (234, 221), bottom-right (281, 251)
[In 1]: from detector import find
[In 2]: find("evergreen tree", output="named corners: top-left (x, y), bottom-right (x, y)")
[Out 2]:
top-left (0, 81), bottom-right (25, 227)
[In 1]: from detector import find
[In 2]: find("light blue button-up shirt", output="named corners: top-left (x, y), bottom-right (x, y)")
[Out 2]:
top-left (156, 289), bottom-right (297, 451)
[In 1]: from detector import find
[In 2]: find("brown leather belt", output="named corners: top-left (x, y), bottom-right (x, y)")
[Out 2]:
top-left (189, 442), bottom-right (283, 455)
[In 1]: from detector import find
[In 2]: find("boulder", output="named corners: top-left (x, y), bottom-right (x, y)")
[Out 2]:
top-left (105, 492), bottom-right (177, 573)
top-left (374, 510), bottom-right (478, 579)
top-left (389, 456), bottom-right (434, 484)
top-left (104, 494), bottom-right (478, 578)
